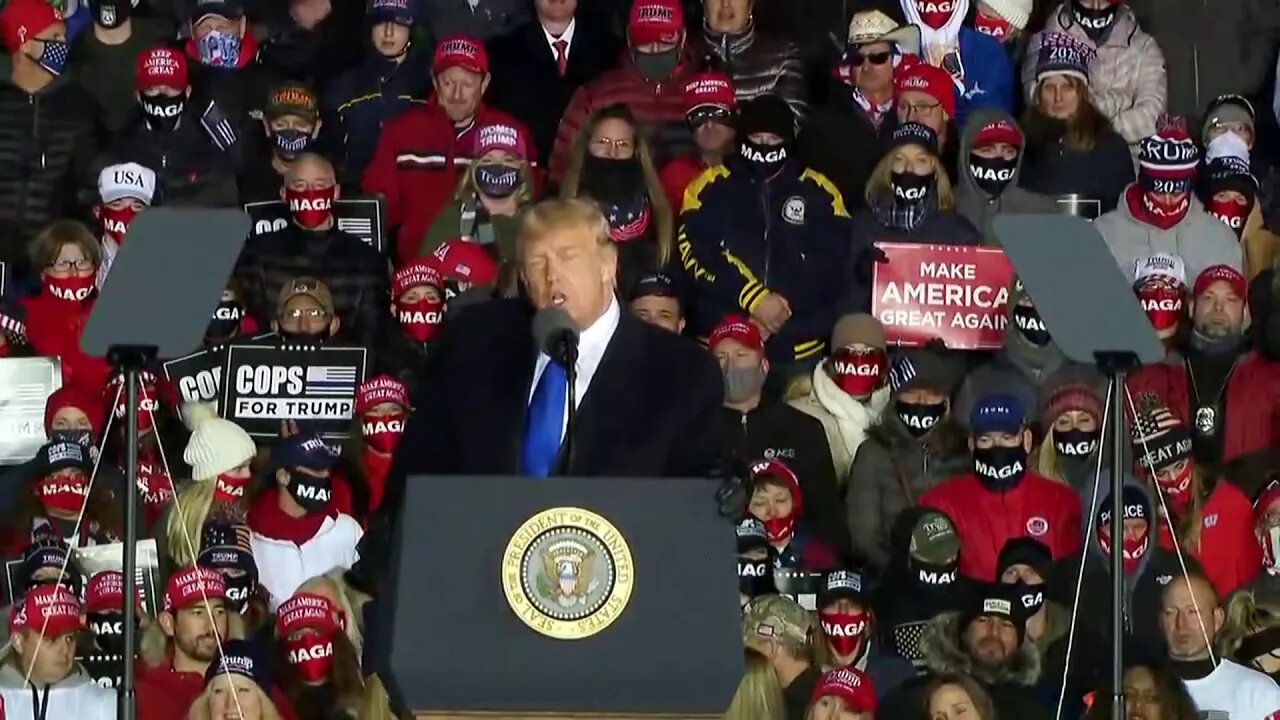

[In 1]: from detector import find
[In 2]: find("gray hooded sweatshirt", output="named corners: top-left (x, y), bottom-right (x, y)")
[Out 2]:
top-left (954, 107), bottom-right (1058, 247)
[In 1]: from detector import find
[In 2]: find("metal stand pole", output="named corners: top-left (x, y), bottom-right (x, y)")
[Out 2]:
top-left (1097, 352), bottom-right (1138, 720)
top-left (108, 345), bottom-right (155, 720)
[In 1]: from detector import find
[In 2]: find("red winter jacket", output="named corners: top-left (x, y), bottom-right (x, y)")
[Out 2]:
top-left (920, 471), bottom-right (1083, 582)
top-left (1154, 480), bottom-right (1261, 597)
top-left (136, 655), bottom-right (298, 720)
top-left (548, 48), bottom-right (700, 183)
top-left (1127, 353), bottom-right (1280, 463)
top-left (659, 154), bottom-right (709, 214)
top-left (23, 292), bottom-right (112, 394)
top-left (362, 99), bottom-right (532, 264)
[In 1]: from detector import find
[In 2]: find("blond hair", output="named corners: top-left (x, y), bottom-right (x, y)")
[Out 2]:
top-left (517, 197), bottom-right (617, 258)
top-left (865, 148), bottom-right (956, 210)
top-left (165, 481), bottom-right (220, 568)
top-left (186, 674), bottom-right (284, 720)
top-left (723, 648), bottom-right (787, 720)
top-left (1220, 589), bottom-right (1280, 658)
top-left (1036, 428), bottom-right (1069, 484)
top-left (559, 104), bottom-right (673, 266)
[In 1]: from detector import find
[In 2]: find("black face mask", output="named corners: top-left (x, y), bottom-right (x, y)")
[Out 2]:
top-left (737, 558), bottom-right (777, 598)
top-left (739, 139), bottom-right (788, 178)
top-left (1188, 327), bottom-right (1242, 358)
top-left (279, 330), bottom-right (328, 347)
top-left (286, 470), bottom-right (333, 513)
top-left (632, 46), bottom-right (680, 82)
top-left (1071, 0), bottom-right (1118, 41)
top-left (1054, 428), bottom-right (1099, 458)
top-left (49, 429), bottom-right (95, 449)
top-left (911, 558), bottom-right (958, 588)
top-left (896, 399), bottom-right (946, 438)
top-left (1012, 581), bottom-right (1046, 616)
top-left (94, 0), bottom-right (131, 28)
top-left (89, 612), bottom-right (128, 655)
top-left (1013, 304), bottom-right (1051, 346)
top-left (973, 444), bottom-right (1029, 491)
top-left (206, 300), bottom-right (244, 340)
top-left (969, 154), bottom-right (1018, 196)
top-left (223, 572), bottom-right (258, 613)
top-left (582, 155), bottom-right (644, 201)
top-left (141, 94), bottom-right (185, 131)
top-left (891, 171), bottom-right (933, 204)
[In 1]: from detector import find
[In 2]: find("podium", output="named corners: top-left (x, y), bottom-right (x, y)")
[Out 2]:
top-left (379, 476), bottom-right (743, 718)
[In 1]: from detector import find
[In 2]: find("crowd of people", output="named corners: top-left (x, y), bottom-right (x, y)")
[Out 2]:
top-left (0, 0), bottom-right (1278, 716)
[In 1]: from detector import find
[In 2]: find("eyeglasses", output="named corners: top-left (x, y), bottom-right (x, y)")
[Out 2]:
top-left (282, 307), bottom-right (330, 320)
top-left (48, 258), bottom-right (93, 272)
top-left (898, 100), bottom-right (941, 116)
top-left (848, 50), bottom-right (892, 66)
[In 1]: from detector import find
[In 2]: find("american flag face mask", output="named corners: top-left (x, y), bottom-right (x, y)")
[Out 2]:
top-left (36, 39), bottom-right (70, 76)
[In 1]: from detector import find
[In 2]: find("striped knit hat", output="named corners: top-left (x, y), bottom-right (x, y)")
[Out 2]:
top-left (1137, 117), bottom-right (1199, 194)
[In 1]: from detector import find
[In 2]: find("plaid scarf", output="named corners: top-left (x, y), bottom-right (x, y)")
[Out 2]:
top-left (871, 189), bottom-right (936, 232)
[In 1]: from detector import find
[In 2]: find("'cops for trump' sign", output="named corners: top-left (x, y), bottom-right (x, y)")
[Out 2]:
top-left (220, 345), bottom-right (367, 438)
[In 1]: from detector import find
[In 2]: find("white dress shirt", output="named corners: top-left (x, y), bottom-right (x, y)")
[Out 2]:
top-left (528, 296), bottom-right (620, 442)
top-left (543, 18), bottom-right (576, 61)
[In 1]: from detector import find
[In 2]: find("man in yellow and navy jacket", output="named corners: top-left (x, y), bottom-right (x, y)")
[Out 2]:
top-left (679, 94), bottom-right (851, 378)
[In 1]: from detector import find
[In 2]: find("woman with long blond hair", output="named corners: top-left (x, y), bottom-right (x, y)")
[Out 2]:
top-left (1032, 372), bottom-right (1104, 492)
top-left (559, 103), bottom-right (673, 297)
top-left (848, 123), bottom-right (978, 278)
top-left (1019, 33), bottom-right (1133, 215)
top-left (1130, 394), bottom-right (1261, 598)
top-left (723, 648), bottom-right (786, 720)
top-left (419, 120), bottom-right (539, 266)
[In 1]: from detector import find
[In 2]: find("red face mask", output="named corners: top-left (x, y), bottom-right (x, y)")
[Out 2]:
top-left (915, 0), bottom-right (956, 29)
top-left (1208, 197), bottom-right (1250, 238)
top-left (99, 205), bottom-right (138, 244)
top-left (361, 412), bottom-right (404, 454)
top-left (1099, 524), bottom-right (1150, 574)
top-left (1135, 282), bottom-right (1184, 335)
top-left (285, 187), bottom-right (336, 230)
top-left (973, 12), bottom-right (1011, 39)
top-left (285, 633), bottom-right (335, 683)
top-left (761, 516), bottom-right (796, 545)
top-left (819, 609), bottom-right (869, 659)
top-left (214, 473), bottom-right (248, 502)
top-left (112, 389), bottom-right (158, 436)
top-left (831, 348), bottom-right (886, 397)
top-left (136, 462), bottom-right (174, 508)
top-left (1140, 192), bottom-right (1191, 230)
top-left (396, 297), bottom-right (444, 343)
top-left (44, 274), bottom-right (96, 303)
top-left (37, 474), bottom-right (89, 515)
top-left (1154, 462), bottom-right (1194, 515)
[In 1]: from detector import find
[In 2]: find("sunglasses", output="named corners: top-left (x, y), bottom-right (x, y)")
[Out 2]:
top-left (846, 49), bottom-right (892, 67)
top-left (687, 106), bottom-right (733, 128)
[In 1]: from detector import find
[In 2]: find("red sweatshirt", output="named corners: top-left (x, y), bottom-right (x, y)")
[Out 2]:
top-left (1154, 480), bottom-right (1261, 597)
top-left (921, 471), bottom-right (1083, 582)
top-left (659, 155), bottom-right (708, 214)
top-left (362, 100), bottom-right (532, 264)
top-left (23, 293), bottom-right (112, 394)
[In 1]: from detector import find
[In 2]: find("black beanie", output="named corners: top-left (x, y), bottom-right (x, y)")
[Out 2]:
top-left (996, 537), bottom-right (1052, 581)
top-left (961, 582), bottom-right (1027, 645)
top-left (737, 95), bottom-right (796, 143)
top-left (1097, 482), bottom-right (1152, 529)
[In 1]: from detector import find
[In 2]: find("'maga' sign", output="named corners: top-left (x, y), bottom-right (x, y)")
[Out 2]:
top-left (220, 345), bottom-right (367, 438)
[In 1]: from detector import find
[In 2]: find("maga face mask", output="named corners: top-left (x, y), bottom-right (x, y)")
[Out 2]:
top-left (141, 94), bottom-right (185, 131)
top-left (831, 348), bottom-right (886, 397)
top-left (396, 296), bottom-right (444, 343)
top-left (1054, 428), bottom-right (1099, 458)
top-left (896, 399), bottom-right (946, 437)
top-left (285, 186), bottom-right (335, 229)
top-left (286, 471), bottom-right (332, 513)
top-left (1012, 304), bottom-right (1051, 345)
top-left (44, 274), bottom-right (96, 303)
top-left (285, 633), bottom-right (335, 683)
top-left (819, 609), bottom-right (869, 660)
top-left (973, 445), bottom-right (1028, 491)
top-left (361, 412), bottom-right (404, 454)
top-left (37, 474), bottom-right (89, 515)
top-left (1136, 281), bottom-right (1184, 337)
top-left (99, 205), bottom-right (138, 245)
top-left (891, 171), bottom-right (933, 204)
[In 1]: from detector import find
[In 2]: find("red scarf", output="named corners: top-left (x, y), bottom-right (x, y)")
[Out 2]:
top-left (247, 488), bottom-right (331, 545)
top-left (362, 450), bottom-right (392, 515)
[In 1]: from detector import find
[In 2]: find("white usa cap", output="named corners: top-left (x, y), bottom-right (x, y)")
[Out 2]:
top-left (98, 162), bottom-right (157, 205)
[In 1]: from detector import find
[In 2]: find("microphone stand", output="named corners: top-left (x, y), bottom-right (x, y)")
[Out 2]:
top-left (557, 338), bottom-right (579, 477)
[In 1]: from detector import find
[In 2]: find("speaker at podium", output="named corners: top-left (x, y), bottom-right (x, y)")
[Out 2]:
top-left (378, 475), bottom-right (745, 718)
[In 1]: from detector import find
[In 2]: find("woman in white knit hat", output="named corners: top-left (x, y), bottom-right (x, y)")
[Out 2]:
top-left (156, 402), bottom-right (258, 577)
top-left (972, 0), bottom-right (1034, 58)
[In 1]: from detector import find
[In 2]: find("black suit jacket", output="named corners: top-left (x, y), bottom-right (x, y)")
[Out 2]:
top-left (486, 17), bottom-right (622, 167)
top-left (397, 299), bottom-right (724, 479)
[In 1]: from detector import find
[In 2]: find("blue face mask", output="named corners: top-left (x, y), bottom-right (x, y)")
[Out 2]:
top-left (272, 128), bottom-right (312, 158)
top-left (34, 39), bottom-right (70, 76)
top-left (197, 29), bottom-right (242, 68)
top-left (474, 163), bottom-right (521, 198)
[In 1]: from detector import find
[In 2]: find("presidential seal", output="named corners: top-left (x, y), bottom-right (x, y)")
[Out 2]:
top-left (501, 507), bottom-right (634, 640)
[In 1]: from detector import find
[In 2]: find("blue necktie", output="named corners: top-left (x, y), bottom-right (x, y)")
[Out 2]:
top-left (521, 361), bottom-right (568, 477)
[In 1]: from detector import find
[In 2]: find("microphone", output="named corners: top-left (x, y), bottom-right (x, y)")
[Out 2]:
top-left (532, 307), bottom-right (579, 367)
